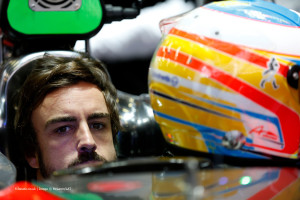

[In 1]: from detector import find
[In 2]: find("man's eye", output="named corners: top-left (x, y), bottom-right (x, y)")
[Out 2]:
top-left (55, 126), bottom-right (71, 134)
top-left (90, 123), bottom-right (104, 130)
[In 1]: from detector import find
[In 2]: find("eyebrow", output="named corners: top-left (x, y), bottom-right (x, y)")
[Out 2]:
top-left (45, 116), bottom-right (76, 129)
top-left (87, 113), bottom-right (110, 121)
top-left (45, 113), bottom-right (110, 129)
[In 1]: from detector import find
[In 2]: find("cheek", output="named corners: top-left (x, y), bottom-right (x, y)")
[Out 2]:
top-left (41, 141), bottom-right (77, 170)
top-left (40, 132), bottom-right (76, 150)
top-left (38, 135), bottom-right (77, 162)
top-left (94, 133), bottom-right (116, 160)
top-left (94, 130), bottom-right (114, 146)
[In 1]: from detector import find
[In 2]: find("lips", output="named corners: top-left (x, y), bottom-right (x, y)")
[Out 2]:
top-left (74, 160), bottom-right (104, 168)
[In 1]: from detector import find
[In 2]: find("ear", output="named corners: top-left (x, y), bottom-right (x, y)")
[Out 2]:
top-left (25, 153), bottom-right (39, 169)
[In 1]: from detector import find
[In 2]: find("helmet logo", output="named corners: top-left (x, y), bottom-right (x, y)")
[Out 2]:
top-left (222, 130), bottom-right (245, 150)
top-left (260, 57), bottom-right (279, 89)
top-left (151, 70), bottom-right (179, 87)
top-left (249, 125), bottom-right (278, 142)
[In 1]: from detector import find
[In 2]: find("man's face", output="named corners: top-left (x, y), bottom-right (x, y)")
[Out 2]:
top-left (29, 81), bottom-right (117, 179)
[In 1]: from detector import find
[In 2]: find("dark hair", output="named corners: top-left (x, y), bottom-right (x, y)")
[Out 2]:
top-left (14, 53), bottom-right (121, 158)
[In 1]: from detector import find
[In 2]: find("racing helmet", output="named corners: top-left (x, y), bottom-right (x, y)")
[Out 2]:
top-left (148, 0), bottom-right (300, 160)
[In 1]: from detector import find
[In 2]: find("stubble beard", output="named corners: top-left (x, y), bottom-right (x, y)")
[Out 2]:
top-left (37, 147), bottom-right (114, 179)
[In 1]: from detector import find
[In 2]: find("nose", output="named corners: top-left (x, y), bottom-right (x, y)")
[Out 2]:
top-left (77, 123), bottom-right (97, 153)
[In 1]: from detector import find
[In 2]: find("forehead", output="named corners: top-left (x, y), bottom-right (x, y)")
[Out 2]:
top-left (35, 81), bottom-right (109, 115)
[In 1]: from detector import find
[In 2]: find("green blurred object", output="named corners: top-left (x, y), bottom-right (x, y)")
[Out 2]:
top-left (7, 0), bottom-right (103, 36)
